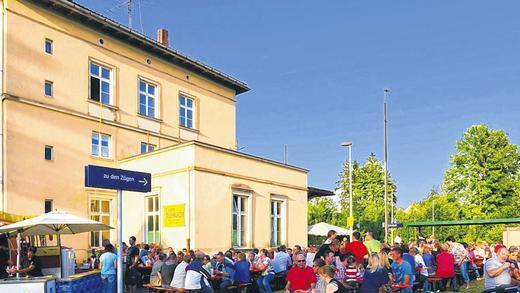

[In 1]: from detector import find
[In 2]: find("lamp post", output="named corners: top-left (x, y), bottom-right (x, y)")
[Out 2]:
top-left (340, 141), bottom-right (353, 236)
top-left (383, 88), bottom-right (390, 244)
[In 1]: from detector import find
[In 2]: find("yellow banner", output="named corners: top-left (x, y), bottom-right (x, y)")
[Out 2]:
top-left (163, 204), bottom-right (185, 227)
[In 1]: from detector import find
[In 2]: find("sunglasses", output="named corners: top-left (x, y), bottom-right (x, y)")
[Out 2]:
top-left (297, 260), bottom-right (306, 263)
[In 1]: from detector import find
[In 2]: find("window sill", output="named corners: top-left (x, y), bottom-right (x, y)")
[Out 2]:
top-left (87, 99), bottom-right (119, 111)
top-left (90, 155), bottom-right (115, 162)
top-left (137, 114), bottom-right (163, 123)
top-left (179, 126), bottom-right (199, 133)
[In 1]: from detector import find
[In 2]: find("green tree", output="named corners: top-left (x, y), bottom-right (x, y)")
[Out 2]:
top-left (336, 153), bottom-right (397, 240)
top-left (443, 124), bottom-right (520, 217)
top-left (307, 197), bottom-right (344, 226)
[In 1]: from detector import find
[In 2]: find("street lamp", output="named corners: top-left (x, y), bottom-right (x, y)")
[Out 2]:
top-left (383, 88), bottom-right (390, 244)
top-left (340, 141), bottom-right (353, 237)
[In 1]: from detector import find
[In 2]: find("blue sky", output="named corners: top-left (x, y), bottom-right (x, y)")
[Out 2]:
top-left (77, 0), bottom-right (520, 207)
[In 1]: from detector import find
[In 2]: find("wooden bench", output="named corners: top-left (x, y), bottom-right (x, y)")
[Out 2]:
top-left (142, 284), bottom-right (191, 292)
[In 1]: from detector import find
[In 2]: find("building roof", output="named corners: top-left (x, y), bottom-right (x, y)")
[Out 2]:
top-left (27, 0), bottom-right (250, 95)
top-left (307, 187), bottom-right (335, 200)
top-left (403, 218), bottom-right (520, 228)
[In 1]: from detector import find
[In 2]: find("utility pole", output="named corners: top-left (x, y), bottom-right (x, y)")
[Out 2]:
top-left (284, 145), bottom-right (288, 164)
top-left (383, 88), bottom-right (390, 244)
top-left (432, 200), bottom-right (435, 236)
top-left (127, 0), bottom-right (133, 29)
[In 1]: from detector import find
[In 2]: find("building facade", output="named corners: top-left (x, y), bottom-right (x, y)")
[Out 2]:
top-left (1, 0), bottom-right (313, 256)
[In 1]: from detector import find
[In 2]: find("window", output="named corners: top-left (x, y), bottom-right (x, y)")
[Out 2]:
top-left (90, 198), bottom-right (111, 247)
top-left (140, 142), bottom-right (156, 154)
top-left (44, 81), bottom-right (53, 97)
top-left (44, 145), bottom-right (53, 161)
top-left (179, 95), bottom-right (194, 128)
top-left (44, 199), bottom-right (53, 213)
top-left (44, 39), bottom-right (53, 54)
top-left (91, 132), bottom-right (111, 158)
top-left (139, 80), bottom-right (157, 118)
top-left (89, 62), bottom-right (112, 105)
top-left (270, 200), bottom-right (284, 246)
top-left (145, 196), bottom-right (160, 243)
top-left (232, 194), bottom-right (249, 247)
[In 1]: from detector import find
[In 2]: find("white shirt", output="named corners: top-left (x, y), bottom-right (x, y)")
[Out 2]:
top-left (171, 261), bottom-right (188, 288)
top-left (185, 270), bottom-right (210, 290)
top-left (414, 254), bottom-right (428, 276)
top-left (306, 253), bottom-right (316, 267)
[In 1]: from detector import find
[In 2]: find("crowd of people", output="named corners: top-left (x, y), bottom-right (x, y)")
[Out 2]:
top-left (77, 231), bottom-right (520, 293)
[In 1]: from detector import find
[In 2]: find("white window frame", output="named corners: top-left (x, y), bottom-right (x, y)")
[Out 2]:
top-left (179, 95), bottom-right (194, 129)
top-left (140, 142), bottom-right (156, 154)
top-left (89, 61), bottom-right (113, 105)
top-left (232, 190), bottom-right (251, 248)
top-left (144, 195), bottom-right (160, 244)
top-left (44, 38), bottom-right (53, 54)
top-left (270, 197), bottom-right (287, 247)
top-left (91, 131), bottom-right (112, 158)
top-left (44, 145), bottom-right (54, 161)
top-left (138, 79), bottom-right (159, 118)
top-left (89, 198), bottom-right (112, 248)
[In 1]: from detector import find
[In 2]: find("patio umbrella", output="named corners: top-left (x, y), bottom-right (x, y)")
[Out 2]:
top-left (308, 222), bottom-right (351, 237)
top-left (0, 210), bottom-right (113, 277)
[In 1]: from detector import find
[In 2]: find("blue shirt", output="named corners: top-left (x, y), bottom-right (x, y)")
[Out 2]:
top-left (391, 260), bottom-right (413, 293)
top-left (403, 253), bottom-right (416, 270)
top-left (100, 252), bottom-right (117, 275)
top-left (214, 258), bottom-right (236, 283)
top-left (234, 260), bottom-right (251, 283)
top-left (273, 251), bottom-right (292, 273)
top-left (422, 253), bottom-right (435, 274)
top-left (361, 267), bottom-right (390, 293)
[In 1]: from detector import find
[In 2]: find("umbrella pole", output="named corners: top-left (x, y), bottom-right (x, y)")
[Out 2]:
top-left (16, 233), bottom-right (20, 278)
top-left (58, 234), bottom-right (62, 278)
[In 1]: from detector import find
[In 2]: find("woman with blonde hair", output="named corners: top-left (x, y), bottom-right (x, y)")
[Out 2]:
top-left (378, 252), bottom-right (391, 270)
top-left (361, 254), bottom-right (390, 293)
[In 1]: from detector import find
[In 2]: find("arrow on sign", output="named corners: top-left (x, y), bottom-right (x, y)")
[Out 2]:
top-left (139, 178), bottom-right (148, 186)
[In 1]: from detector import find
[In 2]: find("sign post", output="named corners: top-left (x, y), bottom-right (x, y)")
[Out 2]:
top-left (85, 165), bottom-right (151, 293)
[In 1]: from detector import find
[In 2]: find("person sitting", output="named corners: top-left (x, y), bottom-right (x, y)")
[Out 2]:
top-left (273, 245), bottom-right (292, 277)
top-left (10, 246), bottom-right (43, 277)
top-left (150, 253), bottom-right (166, 286)
top-left (324, 251), bottom-right (336, 270)
top-left (390, 247), bottom-right (413, 293)
top-left (255, 249), bottom-right (274, 293)
top-left (159, 253), bottom-right (177, 288)
top-left (214, 251), bottom-right (236, 293)
top-left (142, 250), bottom-right (155, 267)
top-left (139, 244), bottom-right (150, 260)
top-left (435, 244), bottom-right (455, 290)
top-left (333, 254), bottom-right (347, 282)
top-left (234, 252), bottom-right (251, 284)
top-left (286, 253), bottom-right (317, 293)
top-left (484, 246), bottom-right (516, 291)
top-left (171, 254), bottom-right (191, 289)
top-left (185, 251), bottom-right (213, 293)
top-left (361, 253), bottom-right (390, 293)
top-left (410, 247), bottom-right (429, 293)
top-left (344, 254), bottom-right (359, 290)
top-left (421, 245), bottom-right (435, 276)
top-left (317, 265), bottom-right (348, 293)
top-left (341, 232), bottom-right (368, 264)
top-left (202, 255), bottom-right (212, 273)
top-left (313, 259), bottom-right (326, 293)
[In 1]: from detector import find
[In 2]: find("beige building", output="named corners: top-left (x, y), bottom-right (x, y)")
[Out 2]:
top-left (0, 0), bottom-right (326, 255)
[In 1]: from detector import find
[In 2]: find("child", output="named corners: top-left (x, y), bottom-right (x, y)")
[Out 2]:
top-left (344, 255), bottom-right (359, 289)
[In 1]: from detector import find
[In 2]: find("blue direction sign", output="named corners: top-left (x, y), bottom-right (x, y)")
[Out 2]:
top-left (85, 165), bottom-right (151, 192)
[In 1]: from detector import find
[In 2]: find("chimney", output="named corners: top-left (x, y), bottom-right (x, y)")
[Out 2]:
top-left (157, 28), bottom-right (169, 47)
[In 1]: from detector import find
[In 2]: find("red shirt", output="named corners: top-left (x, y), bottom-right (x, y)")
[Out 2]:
top-left (286, 266), bottom-right (317, 291)
top-left (341, 241), bottom-right (368, 264)
top-left (436, 251), bottom-right (455, 278)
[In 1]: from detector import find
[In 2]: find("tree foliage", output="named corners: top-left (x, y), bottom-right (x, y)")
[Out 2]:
top-left (307, 197), bottom-right (344, 226)
top-left (336, 153), bottom-right (397, 238)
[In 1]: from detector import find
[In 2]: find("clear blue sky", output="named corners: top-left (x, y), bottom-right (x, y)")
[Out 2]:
top-left (77, 0), bottom-right (520, 208)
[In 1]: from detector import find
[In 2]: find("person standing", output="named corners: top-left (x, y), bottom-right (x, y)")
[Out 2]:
top-left (341, 232), bottom-right (368, 264)
top-left (11, 246), bottom-right (43, 277)
top-left (286, 253), bottom-right (317, 293)
top-left (125, 236), bottom-right (141, 293)
top-left (273, 245), bottom-right (292, 277)
top-left (446, 236), bottom-right (470, 289)
top-left (390, 247), bottom-right (413, 293)
top-left (363, 231), bottom-right (381, 255)
top-left (99, 244), bottom-right (117, 293)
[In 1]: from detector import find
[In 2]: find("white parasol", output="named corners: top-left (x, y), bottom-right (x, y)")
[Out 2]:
top-left (308, 222), bottom-right (351, 237)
